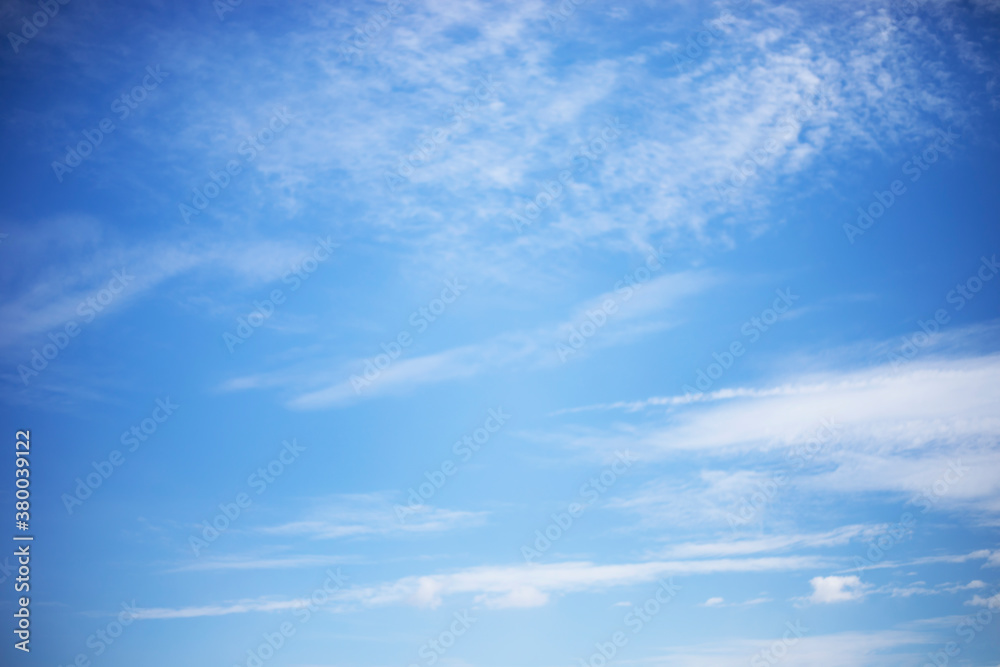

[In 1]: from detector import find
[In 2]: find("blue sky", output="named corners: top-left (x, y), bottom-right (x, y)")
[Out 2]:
top-left (1, 0), bottom-right (1000, 665)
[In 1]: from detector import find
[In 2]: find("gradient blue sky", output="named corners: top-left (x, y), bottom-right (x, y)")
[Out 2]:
top-left (2, 0), bottom-right (1000, 666)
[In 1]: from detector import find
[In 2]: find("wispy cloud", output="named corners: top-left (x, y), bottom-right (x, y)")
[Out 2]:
top-left (646, 630), bottom-right (927, 667)
top-left (168, 554), bottom-right (354, 573)
top-left (699, 595), bottom-right (771, 608)
top-left (221, 270), bottom-right (718, 409)
top-left (139, 554), bottom-right (831, 617)
top-left (555, 351), bottom-right (1000, 518)
top-left (653, 526), bottom-right (869, 560)
top-left (342, 555), bottom-right (831, 610)
top-left (133, 597), bottom-right (314, 620)
top-left (256, 492), bottom-right (487, 539)
top-left (30, 0), bottom-right (986, 286)
top-left (0, 217), bottom-right (324, 350)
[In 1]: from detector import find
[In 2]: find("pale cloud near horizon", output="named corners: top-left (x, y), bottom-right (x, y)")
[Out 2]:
top-left (645, 630), bottom-right (928, 667)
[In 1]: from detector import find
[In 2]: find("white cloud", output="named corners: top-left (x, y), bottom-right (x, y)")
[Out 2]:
top-left (966, 590), bottom-right (1000, 607)
top-left (345, 556), bottom-right (830, 610)
top-left (568, 354), bottom-right (1000, 455)
top-left (41, 0), bottom-right (981, 290)
top-left (809, 575), bottom-right (869, 604)
top-left (140, 555), bottom-right (830, 617)
top-left (561, 351), bottom-right (1000, 517)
